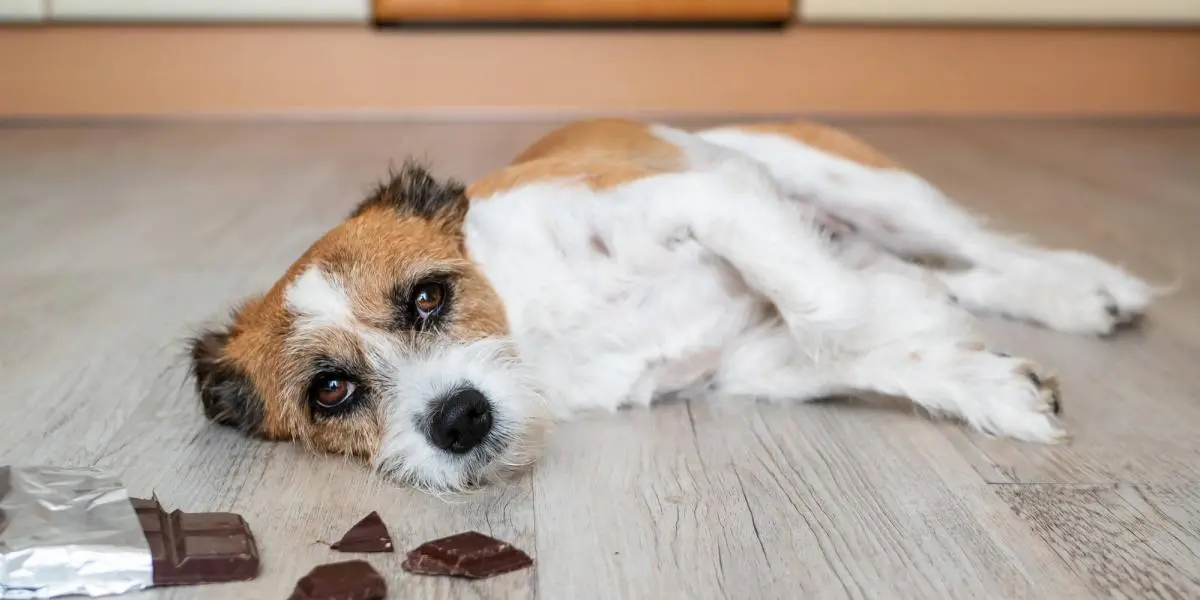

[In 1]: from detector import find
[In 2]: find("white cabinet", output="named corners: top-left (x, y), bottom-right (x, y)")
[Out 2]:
top-left (0, 0), bottom-right (46, 21)
top-left (801, 0), bottom-right (1200, 24)
top-left (48, 0), bottom-right (369, 22)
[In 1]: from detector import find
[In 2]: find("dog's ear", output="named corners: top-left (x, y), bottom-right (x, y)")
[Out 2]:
top-left (189, 324), bottom-right (264, 435)
top-left (350, 159), bottom-right (469, 232)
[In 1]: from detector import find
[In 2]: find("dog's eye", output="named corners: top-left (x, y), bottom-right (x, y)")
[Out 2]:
top-left (412, 282), bottom-right (445, 317)
top-left (312, 376), bottom-right (356, 409)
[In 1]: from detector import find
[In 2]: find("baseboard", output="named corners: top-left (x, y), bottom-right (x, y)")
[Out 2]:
top-left (1, 25), bottom-right (1198, 118)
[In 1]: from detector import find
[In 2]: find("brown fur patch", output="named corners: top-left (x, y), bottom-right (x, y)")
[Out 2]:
top-left (723, 122), bottom-right (900, 170)
top-left (468, 119), bottom-right (683, 199)
top-left (512, 118), bottom-right (682, 169)
top-left (466, 156), bottom-right (670, 200)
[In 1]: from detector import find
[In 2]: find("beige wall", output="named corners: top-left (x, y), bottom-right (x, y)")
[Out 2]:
top-left (1, 26), bottom-right (1197, 118)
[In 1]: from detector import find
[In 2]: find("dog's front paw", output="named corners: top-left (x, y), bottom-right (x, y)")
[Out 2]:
top-left (958, 353), bottom-right (1067, 443)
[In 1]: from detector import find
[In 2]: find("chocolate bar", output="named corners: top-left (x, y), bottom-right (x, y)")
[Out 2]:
top-left (402, 531), bottom-right (533, 579)
top-left (130, 496), bottom-right (260, 586)
top-left (330, 511), bottom-right (394, 553)
top-left (288, 560), bottom-right (387, 600)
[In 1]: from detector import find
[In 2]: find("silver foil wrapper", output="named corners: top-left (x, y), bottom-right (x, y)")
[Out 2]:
top-left (0, 466), bottom-right (153, 599)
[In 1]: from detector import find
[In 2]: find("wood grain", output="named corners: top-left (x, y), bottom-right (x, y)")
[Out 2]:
top-left (530, 401), bottom-right (766, 600)
top-left (996, 484), bottom-right (1200, 599)
top-left (1, 119), bottom-right (1198, 598)
top-left (1, 27), bottom-right (1198, 118)
top-left (687, 400), bottom-right (1094, 599)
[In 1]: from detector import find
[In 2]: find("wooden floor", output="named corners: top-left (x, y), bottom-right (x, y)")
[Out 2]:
top-left (1, 120), bottom-right (1198, 599)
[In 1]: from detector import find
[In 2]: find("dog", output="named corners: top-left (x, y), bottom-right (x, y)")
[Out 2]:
top-left (188, 118), bottom-right (1157, 492)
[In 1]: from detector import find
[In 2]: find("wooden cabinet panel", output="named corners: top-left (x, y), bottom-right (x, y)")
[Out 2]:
top-left (49, 0), bottom-right (368, 22)
top-left (0, 0), bottom-right (45, 21)
top-left (801, 0), bottom-right (1200, 24)
top-left (374, 0), bottom-right (792, 23)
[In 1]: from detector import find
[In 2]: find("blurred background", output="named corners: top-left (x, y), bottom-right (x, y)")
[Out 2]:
top-left (2, 0), bottom-right (1198, 119)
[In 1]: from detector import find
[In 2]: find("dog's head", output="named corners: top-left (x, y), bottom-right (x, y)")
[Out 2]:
top-left (189, 162), bottom-right (548, 492)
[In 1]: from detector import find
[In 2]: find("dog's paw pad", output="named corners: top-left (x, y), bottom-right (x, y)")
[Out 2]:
top-left (1104, 295), bottom-right (1120, 318)
top-left (964, 355), bottom-right (1067, 442)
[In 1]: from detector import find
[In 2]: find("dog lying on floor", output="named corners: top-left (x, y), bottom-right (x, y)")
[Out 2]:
top-left (189, 118), bottom-right (1156, 492)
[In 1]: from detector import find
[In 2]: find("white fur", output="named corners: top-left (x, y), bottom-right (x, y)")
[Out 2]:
top-left (697, 127), bottom-right (1158, 334)
top-left (285, 266), bottom-right (355, 329)
top-left (342, 122), bottom-right (1159, 487)
top-left (453, 122), bottom-right (1158, 448)
top-left (372, 337), bottom-right (550, 492)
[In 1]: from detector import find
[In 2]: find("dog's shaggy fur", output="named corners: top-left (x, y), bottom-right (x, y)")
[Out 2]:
top-left (190, 119), bottom-right (1158, 492)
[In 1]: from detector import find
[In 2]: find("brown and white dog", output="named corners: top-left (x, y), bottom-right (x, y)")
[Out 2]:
top-left (189, 118), bottom-right (1156, 492)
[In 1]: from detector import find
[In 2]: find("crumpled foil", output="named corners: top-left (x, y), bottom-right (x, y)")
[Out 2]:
top-left (0, 466), bottom-right (153, 599)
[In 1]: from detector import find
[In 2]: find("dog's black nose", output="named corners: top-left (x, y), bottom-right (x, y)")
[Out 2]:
top-left (428, 388), bottom-right (493, 454)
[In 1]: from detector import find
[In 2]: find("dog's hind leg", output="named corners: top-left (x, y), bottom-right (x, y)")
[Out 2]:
top-left (631, 130), bottom-right (1065, 441)
top-left (710, 284), bottom-right (1066, 443)
top-left (695, 123), bottom-right (1158, 336)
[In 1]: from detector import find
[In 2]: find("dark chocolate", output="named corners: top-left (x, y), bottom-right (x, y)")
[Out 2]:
top-left (402, 531), bottom-right (533, 579)
top-left (130, 496), bottom-right (260, 586)
top-left (330, 511), bottom-right (394, 553)
top-left (288, 560), bottom-right (387, 600)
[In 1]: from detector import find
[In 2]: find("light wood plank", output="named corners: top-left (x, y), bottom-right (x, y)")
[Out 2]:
top-left (685, 400), bottom-right (1094, 599)
top-left (996, 484), bottom-right (1200, 599)
top-left (2, 120), bottom-right (1200, 599)
top-left (529, 400), bottom-right (783, 599)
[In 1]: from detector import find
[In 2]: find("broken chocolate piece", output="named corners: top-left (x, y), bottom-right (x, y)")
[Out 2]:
top-left (330, 511), bottom-right (394, 553)
top-left (402, 531), bottom-right (533, 579)
top-left (288, 560), bottom-right (387, 600)
top-left (130, 496), bottom-right (260, 586)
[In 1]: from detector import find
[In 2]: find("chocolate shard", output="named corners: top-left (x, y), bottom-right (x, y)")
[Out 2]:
top-left (330, 511), bottom-right (394, 553)
top-left (288, 560), bottom-right (387, 600)
top-left (402, 531), bottom-right (533, 579)
top-left (130, 496), bottom-right (260, 586)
